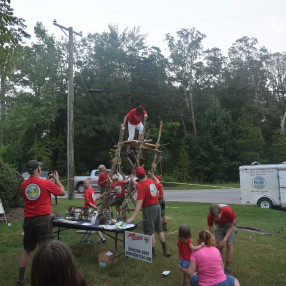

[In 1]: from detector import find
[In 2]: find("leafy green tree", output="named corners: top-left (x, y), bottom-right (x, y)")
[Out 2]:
top-left (234, 109), bottom-right (265, 165)
top-left (228, 36), bottom-right (269, 105)
top-left (165, 28), bottom-right (206, 136)
top-left (3, 23), bottom-right (67, 171)
top-left (0, 160), bottom-right (23, 210)
top-left (189, 99), bottom-right (237, 182)
top-left (177, 137), bottom-right (191, 181)
top-left (265, 52), bottom-right (286, 133)
top-left (0, 0), bottom-right (29, 145)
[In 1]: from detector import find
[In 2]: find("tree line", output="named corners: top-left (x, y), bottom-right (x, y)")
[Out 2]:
top-left (1, 0), bottom-right (286, 183)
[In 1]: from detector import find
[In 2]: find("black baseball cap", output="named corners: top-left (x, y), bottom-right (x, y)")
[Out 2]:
top-left (26, 160), bottom-right (43, 172)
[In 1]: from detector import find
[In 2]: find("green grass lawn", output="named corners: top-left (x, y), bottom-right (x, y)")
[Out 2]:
top-left (0, 199), bottom-right (285, 286)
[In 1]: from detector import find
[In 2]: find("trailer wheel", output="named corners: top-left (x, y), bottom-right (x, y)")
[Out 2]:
top-left (257, 197), bottom-right (273, 209)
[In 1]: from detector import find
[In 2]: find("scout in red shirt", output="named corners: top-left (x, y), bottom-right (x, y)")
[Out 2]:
top-left (208, 204), bottom-right (237, 274)
top-left (97, 164), bottom-right (109, 195)
top-left (83, 178), bottom-right (106, 243)
top-left (127, 167), bottom-right (170, 257)
top-left (17, 160), bottom-right (65, 286)
top-left (108, 174), bottom-right (129, 218)
top-left (121, 105), bottom-right (148, 153)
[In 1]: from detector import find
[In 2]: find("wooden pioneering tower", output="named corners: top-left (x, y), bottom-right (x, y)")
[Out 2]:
top-left (98, 120), bottom-right (163, 223)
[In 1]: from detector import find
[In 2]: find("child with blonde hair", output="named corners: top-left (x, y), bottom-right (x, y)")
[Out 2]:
top-left (177, 224), bottom-right (205, 286)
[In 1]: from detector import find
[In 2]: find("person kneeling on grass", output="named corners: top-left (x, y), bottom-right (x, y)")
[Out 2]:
top-left (179, 229), bottom-right (240, 286)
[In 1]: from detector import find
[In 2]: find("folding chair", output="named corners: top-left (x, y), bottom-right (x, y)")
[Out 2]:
top-left (0, 198), bottom-right (7, 224)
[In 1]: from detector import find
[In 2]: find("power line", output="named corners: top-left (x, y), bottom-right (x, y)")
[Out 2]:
top-left (59, 0), bottom-right (211, 19)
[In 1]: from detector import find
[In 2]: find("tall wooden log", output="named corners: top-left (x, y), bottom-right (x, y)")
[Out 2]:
top-left (150, 121), bottom-right (163, 173)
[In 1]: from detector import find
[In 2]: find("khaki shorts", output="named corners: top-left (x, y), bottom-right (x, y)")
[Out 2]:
top-left (215, 219), bottom-right (237, 244)
top-left (142, 203), bottom-right (162, 235)
top-left (158, 197), bottom-right (166, 216)
top-left (23, 215), bottom-right (54, 252)
top-left (99, 186), bottom-right (106, 195)
top-left (108, 196), bottom-right (124, 207)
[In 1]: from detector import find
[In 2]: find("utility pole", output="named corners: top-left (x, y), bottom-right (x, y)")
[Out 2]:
top-left (53, 20), bottom-right (82, 200)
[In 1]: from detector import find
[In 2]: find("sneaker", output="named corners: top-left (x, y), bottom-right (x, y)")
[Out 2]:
top-left (162, 247), bottom-right (170, 257)
top-left (85, 239), bottom-right (90, 244)
top-left (163, 225), bottom-right (168, 232)
top-left (224, 268), bottom-right (231, 275)
top-left (16, 278), bottom-right (30, 286)
top-left (101, 237), bottom-right (106, 243)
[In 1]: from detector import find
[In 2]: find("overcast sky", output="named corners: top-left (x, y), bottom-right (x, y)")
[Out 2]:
top-left (11, 0), bottom-right (286, 56)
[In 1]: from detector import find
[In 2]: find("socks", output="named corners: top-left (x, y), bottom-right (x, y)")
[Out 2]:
top-left (18, 267), bottom-right (26, 282)
top-left (161, 242), bottom-right (167, 249)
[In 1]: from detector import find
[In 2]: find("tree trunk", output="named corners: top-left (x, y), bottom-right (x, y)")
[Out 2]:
top-left (189, 91), bottom-right (197, 136)
top-left (280, 111), bottom-right (286, 134)
top-left (182, 85), bottom-right (197, 136)
top-left (0, 75), bottom-right (6, 145)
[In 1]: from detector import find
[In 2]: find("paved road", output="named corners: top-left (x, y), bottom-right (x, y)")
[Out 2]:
top-left (63, 188), bottom-right (241, 204)
top-left (164, 189), bottom-right (241, 204)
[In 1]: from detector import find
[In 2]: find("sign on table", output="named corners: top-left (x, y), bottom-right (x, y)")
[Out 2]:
top-left (125, 231), bottom-right (152, 263)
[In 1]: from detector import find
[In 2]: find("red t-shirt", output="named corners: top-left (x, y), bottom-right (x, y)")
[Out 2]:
top-left (98, 171), bottom-right (109, 187)
top-left (207, 205), bottom-right (236, 227)
top-left (177, 238), bottom-right (193, 260)
top-left (84, 187), bottom-right (97, 208)
top-left (157, 183), bottom-right (164, 199)
top-left (136, 178), bottom-right (158, 208)
top-left (127, 109), bottom-right (147, 125)
top-left (111, 181), bottom-right (125, 198)
top-left (21, 176), bottom-right (62, 218)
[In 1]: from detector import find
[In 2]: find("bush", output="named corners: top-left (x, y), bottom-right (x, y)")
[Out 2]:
top-left (0, 160), bottom-right (24, 211)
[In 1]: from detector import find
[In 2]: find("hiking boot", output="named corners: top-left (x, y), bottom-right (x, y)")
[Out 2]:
top-left (16, 278), bottom-right (30, 286)
top-left (101, 237), bottom-right (106, 243)
top-left (162, 247), bottom-right (170, 257)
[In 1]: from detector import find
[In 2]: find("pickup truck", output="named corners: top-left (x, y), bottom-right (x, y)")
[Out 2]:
top-left (74, 169), bottom-right (123, 193)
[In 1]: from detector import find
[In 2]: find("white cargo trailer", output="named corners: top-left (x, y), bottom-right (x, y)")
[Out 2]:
top-left (239, 163), bottom-right (286, 208)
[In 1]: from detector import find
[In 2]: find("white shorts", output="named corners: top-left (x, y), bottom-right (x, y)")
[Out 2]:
top-left (128, 122), bottom-right (144, 140)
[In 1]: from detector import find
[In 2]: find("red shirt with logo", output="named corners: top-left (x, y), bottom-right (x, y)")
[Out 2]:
top-left (127, 109), bottom-right (147, 125)
top-left (136, 178), bottom-right (158, 208)
top-left (98, 171), bottom-right (109, 187)
top-left (111, 181), bottom-right (125, 198)
top-left (21, 176), bottom-right (62, 218)
top-left (207, 205), bottom-right (236, 227)
top-left (157, 183), bottom-right (164, 199)
top-left (84, 187), bottom-right (97, 208)
top-left (177, 238), bottom-right (193, 260)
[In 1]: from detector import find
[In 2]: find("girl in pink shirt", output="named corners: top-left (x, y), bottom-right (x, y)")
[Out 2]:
top-left (179, 229), bottom-right (240, 286)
